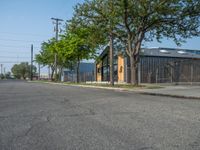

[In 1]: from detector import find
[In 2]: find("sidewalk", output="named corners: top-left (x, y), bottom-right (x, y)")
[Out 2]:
top-left (133, 85), bottom-right (200, 99)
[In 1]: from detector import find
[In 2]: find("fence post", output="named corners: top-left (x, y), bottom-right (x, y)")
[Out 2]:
top-left (191, 63), bottom-right (193, 85)
top-left (171, 67), bottom-right (173, 83)
top-left (156, 68), bottom-right (158, 84)
top-left (138, 62), bottom-right (141, 84)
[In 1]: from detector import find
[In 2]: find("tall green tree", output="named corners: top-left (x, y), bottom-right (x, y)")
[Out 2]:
top-left (61, 27), bottom-right (96, 83)
top-left (73, 0), bottom-right (200, 85)
top-left (5, 72), bottom-right (11, 79)
top-left (35, 39), bottom-right (56, 80)
top-left (35, 38), bottom-right (63, 81)
top-left (36, 28), bottom-right (96, 82)
top-left (54, 38), bottom-right (76, 81)
top-left (11, 62), bottom-right (36, 79)
top-left (114, 0), bottom-right (200, 85)
top-left (72, 0), bottom-right (120, 85)
top-left (0, 74), bottom-right (4, 79)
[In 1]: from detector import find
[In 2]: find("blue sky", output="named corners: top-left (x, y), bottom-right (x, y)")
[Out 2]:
top-left (0, 0), bottom-right (84, 73)
top-left (0, 0), bottom-right (200, 73)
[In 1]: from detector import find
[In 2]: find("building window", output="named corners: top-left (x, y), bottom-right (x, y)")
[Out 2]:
top-left (97, 68), bottom-right (100, 73)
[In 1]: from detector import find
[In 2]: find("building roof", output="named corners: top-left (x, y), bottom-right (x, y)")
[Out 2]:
top-left (141, 47), bottom-right (200, 59)
top-left (97, 47), bottom-right (200, 61)
top-left (63, 62), bottom-right (95, 73)
top-left (98, 47), bottom-right (109, 59)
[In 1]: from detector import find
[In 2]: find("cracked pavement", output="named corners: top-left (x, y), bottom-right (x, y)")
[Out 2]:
top-left (0, 80), bottom-right (200, 150)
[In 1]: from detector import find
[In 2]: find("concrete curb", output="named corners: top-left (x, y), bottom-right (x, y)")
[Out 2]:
top-left (29, 81), bottom-right (200, 100)
top-left (136, 92), bottom-right (200, 100)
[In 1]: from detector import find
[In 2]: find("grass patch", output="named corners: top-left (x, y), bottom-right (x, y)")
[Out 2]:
top-left (63, 82), bottom-right (163, 89)
top-left (86, 83), bottom-right (144, 89)
top-left (30, 80), bottom-right (163, 89)
top-left (145, 85), bottom-right (163, 89)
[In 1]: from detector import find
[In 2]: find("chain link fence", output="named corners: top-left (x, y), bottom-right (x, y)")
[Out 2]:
top-left (63, 71), bottom-right (95, 82)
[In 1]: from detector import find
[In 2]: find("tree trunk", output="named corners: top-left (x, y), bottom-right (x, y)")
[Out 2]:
top-left (76, 60), bottom-right (80, 83)
top-left (109, 32), bottom-right (114, 86)
top-left (58, 67), bottom-right (63, 82)
top-left (54, 53), bottom-right (58, 82)
top-left (51, 68), bottom-right (54, 81)
top-left (130, 55), bottom-right (138, 85)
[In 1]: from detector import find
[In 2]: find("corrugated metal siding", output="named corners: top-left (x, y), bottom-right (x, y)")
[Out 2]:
top-left (140, 56), bottom-right (200, 83)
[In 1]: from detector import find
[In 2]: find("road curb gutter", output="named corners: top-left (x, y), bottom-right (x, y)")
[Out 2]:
top-left (29, 81), bottom-right (200, 100)
top-left (136, 92), bottom-right (200, 100)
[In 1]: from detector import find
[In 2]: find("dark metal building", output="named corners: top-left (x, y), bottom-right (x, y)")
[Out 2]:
top-left (139, 48), bottom-right (200, 83)
top-left (96, 47), bottom-right (200, 84)
top-left (62, 62), bottom-right (95, 82)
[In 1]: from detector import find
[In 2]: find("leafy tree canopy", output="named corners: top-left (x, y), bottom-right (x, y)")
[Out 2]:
top-left (72, 0), bottom-right (200, 84)
top-left (11, 62), bottom-right (36, 79)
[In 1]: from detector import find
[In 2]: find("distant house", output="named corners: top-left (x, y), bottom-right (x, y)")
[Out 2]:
top-left (62, 62), bottom-right (95, 82)
top-left (96, 47), bottom-right (200, 83)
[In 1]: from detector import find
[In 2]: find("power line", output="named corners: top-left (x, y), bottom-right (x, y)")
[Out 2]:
top-left (0, 44), bottom-right (41, 49)
top-left (0, 61), bottom-right (30, 64)
top-left (0, 51), bottom-right (30, 54)
top-left (0, 38), bottom-right (43, 43)
top-left (0, 56), bottom-right (30, 58)
top-left (0, 50), bottom-right (38, 54)
top-left (0, 31), bottom-right (51, 37)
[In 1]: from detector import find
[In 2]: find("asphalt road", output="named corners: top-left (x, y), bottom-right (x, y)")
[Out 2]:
top-left (0, 80), bottom-right (200, 150)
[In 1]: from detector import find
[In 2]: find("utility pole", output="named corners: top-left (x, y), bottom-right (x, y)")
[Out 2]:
top-left (0, 64), bottom-right (2, 75)
top-left (30, 44), bottom-right (33, 81)
top-left (38, 63), bottom-right (40, 80)
top-left (48, 66), bottom-right (50, 80)
top-left (51, 17), bottom-right (63, 81)
top-left (109, 0), bottom-right (114, 86)
top-left (109, 33), bottom-right (114, 86)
